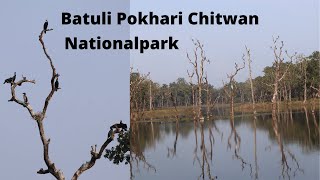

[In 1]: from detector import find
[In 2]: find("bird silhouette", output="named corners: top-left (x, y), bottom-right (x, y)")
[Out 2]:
top-left (3, 72), bottom-right (16, 84)
top-left (54, 77), bottom-right (60, 91)
top-left (109, 120), bottom-right (127, 131)
top-left (23, 93), bottom-right (29, 105)
top-left (43, 20), bottom-right (48, 34)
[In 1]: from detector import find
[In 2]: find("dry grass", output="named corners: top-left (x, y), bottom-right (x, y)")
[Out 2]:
top-left (139, 99), bottom-right (319, 121)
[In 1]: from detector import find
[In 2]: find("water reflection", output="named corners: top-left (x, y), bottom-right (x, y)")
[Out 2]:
top-left (131, 109), bottom-right (319, 180)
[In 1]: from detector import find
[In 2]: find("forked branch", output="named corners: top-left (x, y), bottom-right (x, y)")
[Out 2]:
top-left (5, 27), bottom-right (64, 179)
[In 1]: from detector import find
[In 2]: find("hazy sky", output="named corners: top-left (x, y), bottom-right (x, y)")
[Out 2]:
top-left (130, 0), bottom-right (319, 87)
top-left (0, 1), bottom-right (129, 180)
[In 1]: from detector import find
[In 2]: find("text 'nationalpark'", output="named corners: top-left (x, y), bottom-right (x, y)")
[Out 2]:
top-left (63, 12), bottom-right (259, 53)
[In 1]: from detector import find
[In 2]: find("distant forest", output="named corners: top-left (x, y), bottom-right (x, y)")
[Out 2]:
top-left (131, 51), bottom-right (319, 110)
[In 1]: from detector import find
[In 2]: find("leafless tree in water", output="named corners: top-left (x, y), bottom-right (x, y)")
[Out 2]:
top-left (130, 67), bottom-right (150, 121)
top-left (244, 46), bottom-right (259, 179)
top-left (187, 39), bottom-right (210, 121)
top-left (270, 36), bottom-right (297, 115)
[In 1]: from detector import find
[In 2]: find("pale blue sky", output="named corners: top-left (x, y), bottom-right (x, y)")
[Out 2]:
top-left (0, 1), bottom-right (129, 180)
top-left (130, 0), bottom-right (319, 87)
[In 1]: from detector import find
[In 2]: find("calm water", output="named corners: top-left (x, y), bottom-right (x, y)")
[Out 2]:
top-left (131, 110), bottom-right (319, 180)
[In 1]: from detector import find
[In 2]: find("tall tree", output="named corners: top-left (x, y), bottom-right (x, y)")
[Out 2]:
top-left (187, 39), bottom-right (210, 120)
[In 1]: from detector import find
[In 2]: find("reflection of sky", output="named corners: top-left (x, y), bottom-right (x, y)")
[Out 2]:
top-left (131, 0), bottom-right (319, 87)
top-left (134, 118), bottom-right (319, 180)
top-left (0, 1), bottom-right (129, 179)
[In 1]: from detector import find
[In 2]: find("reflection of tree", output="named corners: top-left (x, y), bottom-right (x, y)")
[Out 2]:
top-left (167, 92), bottom-right (180, 158)
top-left (255, 111), bottom-right (319, 152)
top-left (271, 110), bottom-right (304, 179)
top-left (131, 109), bottom-right (318, 179)
top-left (227, 115), bottom-right (252, 174)
top-left (311, 109), bottom-right (319, 133)
top-left (192, 121), bottom-right (217, 180)
top-left (253, 116), bottom-right (259, 180)
top-left (130, 122), bottom-right (156, 179)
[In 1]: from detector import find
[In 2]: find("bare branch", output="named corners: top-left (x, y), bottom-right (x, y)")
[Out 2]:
top-left (71, 121), bottom-right (127, 180)
top-left (39, 30), bottom-right (59, 117)
top-left (7, 77), bottom-right (36, 117)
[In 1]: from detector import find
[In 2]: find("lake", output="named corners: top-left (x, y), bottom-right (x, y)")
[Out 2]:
top-left (131, 109), bottom-right (319, 180)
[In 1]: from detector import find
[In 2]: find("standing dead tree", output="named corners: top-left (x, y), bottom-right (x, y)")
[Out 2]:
top-left (130, 67), bottom-right (150, 121)
top-left (187, 39), bottom-right (210, 121)
top-left (297, 55), bottom-right (308, 104)
top-left (244, 46), bottom-right (259, 179)
top-left (223, 59), bottom-right (251, 172)
top-left (244, 46), bottom-right (257, 116)
top-left (270, 36), bottom-right (296, 113)
top-left (5, 25), bottom-right (128, 180)
top-left (204, 73), bottom-right (212, 119)
top-left (5, 27), bottom-right (65, 180)
top-left (223, 60), bottom-right (245, 123)
top-left (187, 70), bottom-right (197, 120)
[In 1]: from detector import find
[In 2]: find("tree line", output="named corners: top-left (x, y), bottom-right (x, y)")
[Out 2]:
top-left (130, 48), bottom-right (319, 115)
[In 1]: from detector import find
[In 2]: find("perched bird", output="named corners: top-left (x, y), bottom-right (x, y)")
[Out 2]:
top-left (54, 77), bottom-right (60, 91)
top-left (110, 120), bottom-right (127, 131)
top-left (12, 72), bottom-right (16, 82)
top-left (43, 20), bottom-right (48, 34)
top-left (3, 72), bottom-right (16, 84)
top-left (23, 93), bottom-right (29, 105)
top-left (119, 120), bottom-right (128, 131)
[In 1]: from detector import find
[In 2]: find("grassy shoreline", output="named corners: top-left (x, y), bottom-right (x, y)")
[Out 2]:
top-left (135, 100), bottom-right (319, 121)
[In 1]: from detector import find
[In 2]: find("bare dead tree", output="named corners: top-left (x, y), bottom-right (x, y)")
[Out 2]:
top-left (5, 26), bottom-right (129, 180)
top-left (187, 39), bottom-right (210, 121)
top-left (204, 73), bottom-right (212, 119)
top-left (223, 60), bottom-right (245, 122)
top-left (130, 67), bottom-right (150, 121)
top-left (188, 70), bottom-right (197, 120)
top-left (222, 59), bottom-right (252, 172)
top-left (5, 27), bottom-right (65, 180)
top-left (244, 46), bottom-right (257, 116)
top-left (270, 36), bottom-right (296, 113)
top-left (298, 55), bottom-right (308, 104)
top-left (149, 76), bottom-right (153, 110)
top-left (243, 46), bottom-right (259, 179)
